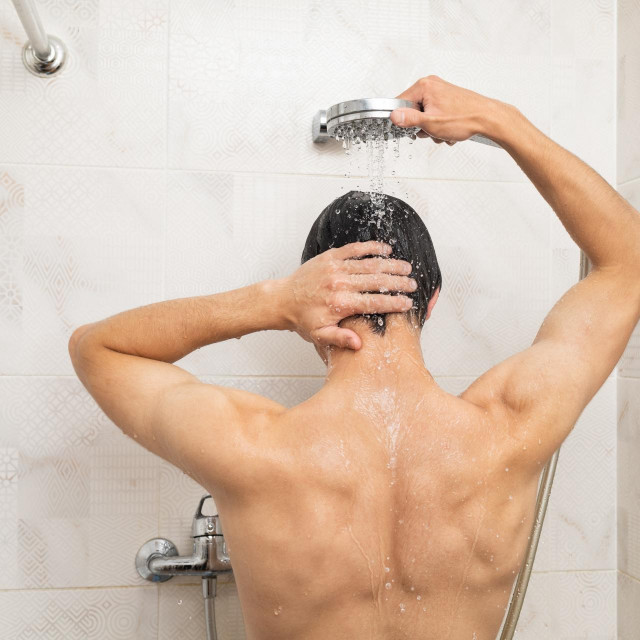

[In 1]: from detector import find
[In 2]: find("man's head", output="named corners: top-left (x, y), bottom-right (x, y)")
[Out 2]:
top-left (301, 190), bottom-right (442, 334)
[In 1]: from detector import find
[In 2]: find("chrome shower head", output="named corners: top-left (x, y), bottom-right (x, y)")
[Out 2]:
top-left (312, 97), bottom-right (500, 148)
top-left (313, 98), bottom-right (420, 144)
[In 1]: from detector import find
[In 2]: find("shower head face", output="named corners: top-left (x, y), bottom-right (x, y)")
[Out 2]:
top-left (326, 98), bottom-right (421, 143)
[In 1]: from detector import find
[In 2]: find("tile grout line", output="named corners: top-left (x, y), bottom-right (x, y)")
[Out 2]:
top-left (0, 569), bottom-right (618, 594)
top-left (618, 569), bottom-right (640, 585)
top-left (0, 584), bottom-right (158, 593)
top-left (0, 160), bottom-right (529, 185)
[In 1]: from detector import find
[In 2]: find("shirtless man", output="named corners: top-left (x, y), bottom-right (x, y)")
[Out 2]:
top-left (68, 76), bottom-right (640, 639)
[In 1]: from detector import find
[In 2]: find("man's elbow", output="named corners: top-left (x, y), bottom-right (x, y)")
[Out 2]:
top-left (68, 324), bottom-right (97, 361)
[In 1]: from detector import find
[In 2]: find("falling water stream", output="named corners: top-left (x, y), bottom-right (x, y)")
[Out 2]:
top-left (332, 117), bottom-right (420, 212)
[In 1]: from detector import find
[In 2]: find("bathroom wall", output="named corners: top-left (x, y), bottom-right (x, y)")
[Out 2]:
top-left (617, 0), bottom-right (640, 637)
top-left (0, 0), bottom-right (620, 638)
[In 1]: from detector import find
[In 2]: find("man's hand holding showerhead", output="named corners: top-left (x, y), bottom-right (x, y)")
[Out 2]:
top-left (275, 241), bottom-right (416, 351)
top-left (390, 75), bottom-right (505, 145)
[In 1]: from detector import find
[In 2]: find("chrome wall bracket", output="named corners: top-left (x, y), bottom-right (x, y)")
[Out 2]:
top-left (10, 0), bottom-right (67, 77)
top-left (22, 35), bottom-right (67, 77)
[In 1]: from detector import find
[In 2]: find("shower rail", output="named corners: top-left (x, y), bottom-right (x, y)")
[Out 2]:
top-left (499, 249), bottom-right (591, 639)
top-left (10, 0), bottom-right (67, 76)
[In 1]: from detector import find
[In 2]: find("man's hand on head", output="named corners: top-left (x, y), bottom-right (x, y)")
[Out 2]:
top-left (274, 241), bottom-right (416, 351)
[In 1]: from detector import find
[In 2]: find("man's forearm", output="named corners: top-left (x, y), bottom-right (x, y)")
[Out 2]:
top-left (74, 279), bottom-right (289, 363)
top-left (484, 102), bottom-right (640, 271)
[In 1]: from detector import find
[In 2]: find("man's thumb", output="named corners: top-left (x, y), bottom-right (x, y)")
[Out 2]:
top-left (313, 326), bottom-right (361, 351)
top-left (390, 108), bottom-right (424, 129)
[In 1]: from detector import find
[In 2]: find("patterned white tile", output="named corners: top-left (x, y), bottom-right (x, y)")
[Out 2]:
top-left (618, 572), bottom-right (640, 639)
top-left (158, 579), bottom-right (246, 640)
top-left (0, 447), bottom-right (19, 589)
top-left (618, 378), bottom-right (640, 580)
top-left (168, 0), bottom-right (549, 182)
top-left (0, 165), bottom-right (164, 375)
top-left (617, 0), bottom-right (640, 183)
top-left (0, 586), bottom-right (158, 639)
top-left (552, 0), bottom-right (614, 61)
top-left (0, 0), bottom-right (167, 167)
top-left (551, 57), bottom-right (615, 184)
top-left (430, 0), bottom-right (551, 56)
top-left (534, 376), bottom-right (616, 571)
top-left (515, 570), bottom-right (616, 638)
top-left (0, 377), bottom-right (160, 588)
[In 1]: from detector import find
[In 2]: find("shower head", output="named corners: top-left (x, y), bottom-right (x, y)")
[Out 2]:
top-left (312, 97), bottom-right (500, 148)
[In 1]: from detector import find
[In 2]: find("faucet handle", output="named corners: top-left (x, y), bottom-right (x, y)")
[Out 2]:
top-left (192, 494), bottom-right (223, 538)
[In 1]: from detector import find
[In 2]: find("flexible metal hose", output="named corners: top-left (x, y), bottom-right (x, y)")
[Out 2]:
top-left (203, 577), bottom-right (218, 640)
top-left (499, 250), bottom-right (591, 639)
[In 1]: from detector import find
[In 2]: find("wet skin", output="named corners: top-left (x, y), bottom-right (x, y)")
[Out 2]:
top-left (184, 317), bottom-right (549, 640)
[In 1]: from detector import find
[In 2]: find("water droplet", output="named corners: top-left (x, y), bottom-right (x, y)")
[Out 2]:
top-left (385, 582), bottom-right (392, 590)
top-left (416, 595), bottom-right (422, 601)
top-left (177, 599), bottom-right (182, 605)
top-left (384, 566), bottom-right (390, 573)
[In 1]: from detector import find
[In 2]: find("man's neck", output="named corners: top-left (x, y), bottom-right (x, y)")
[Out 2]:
top-left (324, 315), bottom-right (435, 389)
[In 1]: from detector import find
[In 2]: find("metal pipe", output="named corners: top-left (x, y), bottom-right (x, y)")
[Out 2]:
top-left (9, 0), bottom-right (67, 76)
top-left (499, 249), bottom-right (591, 639)
top-left (10, 0), bottom-right (50, 60)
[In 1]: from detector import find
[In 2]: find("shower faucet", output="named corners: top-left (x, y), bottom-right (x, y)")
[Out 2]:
top-left (136, 494), bottom-right (232, 640)
top-left (312, 97), bottom-right (501, 148)
top-left (136, 494), bottom-right (232, 582)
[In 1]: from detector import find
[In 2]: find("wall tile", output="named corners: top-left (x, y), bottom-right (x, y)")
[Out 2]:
top-left (0, 377), bottom-right (158, 588)
top-left (158, 579), bottom-right (246, 640)
top-left (534, 376), bottom-right (616, 571)
top-left (618, 572), bottom-right (640, 639)
top-left (168, 0), bottom-right (549, 182)
top-left (0, 586), bottom-right (158, 639)
top-left (515, 570), bottom-right (616, 638)
top-left (430, 0), bottom-right (551, 56)
top-left (552, 0), bottom-right (614, 61)
top-left (0, 165), bottom-right (165, 375)
top-left (618, 377), bottom-right (640, 580)
top-left (617, 0), bottom-right (640, 183)
top-left (0, 0), bottom-right (167, 167)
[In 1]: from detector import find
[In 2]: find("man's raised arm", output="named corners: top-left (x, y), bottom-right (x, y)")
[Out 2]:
top-left (392, 76), bottom-right (640, 459)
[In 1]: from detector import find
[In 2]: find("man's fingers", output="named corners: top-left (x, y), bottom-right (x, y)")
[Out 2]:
top-left (348, 274), bottom-right (417, 294)
top-left (348, 293), bottom-right (414, 315)
top-left (390, 108), bottom-right (425, 129)
top-left (395, 80), bottom-right (424, 105)
top-left (335, 241), bottom-right (392, 260)
top-left (344, 257), bottom-right (412, 276)
top-left (313, 326), bottom-right (361, 350)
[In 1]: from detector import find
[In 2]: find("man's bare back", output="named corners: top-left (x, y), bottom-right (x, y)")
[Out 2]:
top-left (69, 76), bottom-right (640, 640)
top-left (209, 366), bottom-right (541, 640)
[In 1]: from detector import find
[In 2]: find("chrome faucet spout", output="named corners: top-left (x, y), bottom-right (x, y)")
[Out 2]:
top-left (148, 536), bottom-right (209, 575)
top-left (135, 494), bottom-right (232, 582)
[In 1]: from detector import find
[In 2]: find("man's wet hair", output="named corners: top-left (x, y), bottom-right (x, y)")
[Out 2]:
top-left (301, 190), bottom-right (442, 335)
